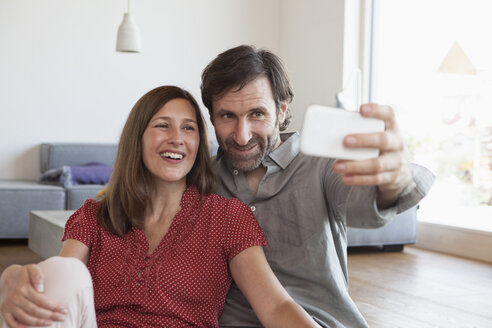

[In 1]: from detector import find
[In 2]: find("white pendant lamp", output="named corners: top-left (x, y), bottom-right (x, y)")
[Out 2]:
top-left (116, 0), bottom-right (141, 53)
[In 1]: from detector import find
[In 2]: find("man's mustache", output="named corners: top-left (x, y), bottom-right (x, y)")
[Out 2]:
top-left (225, 137), bottom-right (263, 151)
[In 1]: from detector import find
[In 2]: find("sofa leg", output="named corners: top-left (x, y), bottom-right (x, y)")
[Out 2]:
top-left (382, 244), bottom-right (404, 252)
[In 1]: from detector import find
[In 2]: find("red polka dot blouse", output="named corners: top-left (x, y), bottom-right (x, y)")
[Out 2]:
top-left (62, 186), bottom-right (266, 327)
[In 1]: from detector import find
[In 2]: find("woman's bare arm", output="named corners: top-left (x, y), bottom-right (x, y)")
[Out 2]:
top-left (230, 246), bottom-right (320, 328)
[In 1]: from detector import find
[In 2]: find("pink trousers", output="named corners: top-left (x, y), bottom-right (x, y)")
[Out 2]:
top-left (2, 257), bottom-right (97, 328)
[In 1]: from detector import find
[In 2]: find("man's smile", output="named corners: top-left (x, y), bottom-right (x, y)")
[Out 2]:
top-left (232, 144), bottom-right (258, 155)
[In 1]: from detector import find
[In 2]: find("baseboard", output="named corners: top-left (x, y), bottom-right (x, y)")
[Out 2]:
top-left (415, 221), bottom-right (492, 263)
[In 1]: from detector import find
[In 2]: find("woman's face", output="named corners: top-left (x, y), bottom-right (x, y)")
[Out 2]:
top-left (142, 98), bottom-right (200, 188)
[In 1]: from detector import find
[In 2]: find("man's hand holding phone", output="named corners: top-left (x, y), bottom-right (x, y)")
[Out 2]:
top-left (301, 103), bottom-right (413, 208)
top-left (334, 104), bottom-right (412, 208)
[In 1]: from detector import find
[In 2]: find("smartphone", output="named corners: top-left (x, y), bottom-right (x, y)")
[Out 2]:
top-left (300, 104), bottom-right (385, 160)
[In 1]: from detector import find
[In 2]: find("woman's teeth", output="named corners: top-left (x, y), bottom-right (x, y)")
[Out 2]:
top-left (161, 152), bottom-right (183, 160)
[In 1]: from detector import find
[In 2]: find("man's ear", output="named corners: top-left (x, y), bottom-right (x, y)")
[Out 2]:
top-left (278, 101), bottom-right (288, 124)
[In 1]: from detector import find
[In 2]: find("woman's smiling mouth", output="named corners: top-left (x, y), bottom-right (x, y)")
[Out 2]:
top-left (160, 151), bottom-right (185, 161)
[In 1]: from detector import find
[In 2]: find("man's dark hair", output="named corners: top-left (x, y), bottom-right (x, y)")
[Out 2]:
top-left (201, 45), bottom-right (294, 131)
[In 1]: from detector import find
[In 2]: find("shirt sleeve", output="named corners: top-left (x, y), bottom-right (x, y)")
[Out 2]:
top-left (62, 199), bottom-right (100, 250)
top-left (340, 163), bottom-right (435, 228)
top-left (221, 198), bottom-right (267, 261)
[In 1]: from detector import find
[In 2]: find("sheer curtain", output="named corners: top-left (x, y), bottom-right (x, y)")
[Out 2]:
top-left (370, 0), bottom-right (492, 231)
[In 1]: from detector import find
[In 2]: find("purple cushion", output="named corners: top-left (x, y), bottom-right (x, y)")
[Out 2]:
top-left (41, 162), bottom-right (112, 187)
top-left (70, 162), bottom-right (112, 185)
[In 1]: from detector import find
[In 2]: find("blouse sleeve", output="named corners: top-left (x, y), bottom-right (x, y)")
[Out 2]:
top-left (221, 198), bottom-right (267, 261)
top-left (62, 199), bottom-right (100, 250)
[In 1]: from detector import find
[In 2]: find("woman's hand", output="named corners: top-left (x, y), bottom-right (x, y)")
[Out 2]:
top-left (0, 264), bottom-right (67, 327)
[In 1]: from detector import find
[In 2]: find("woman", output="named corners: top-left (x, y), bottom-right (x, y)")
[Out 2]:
top-left (0, 86), bottom-right (320, 328)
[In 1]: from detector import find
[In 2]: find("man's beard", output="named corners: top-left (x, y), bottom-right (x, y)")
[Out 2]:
top-left (222, 132), bottom-right (279, 172)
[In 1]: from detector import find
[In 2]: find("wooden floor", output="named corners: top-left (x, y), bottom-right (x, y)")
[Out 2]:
top-left (348, 246), bottom-right (492, 327)
top-left (0, 240), bottom-right (42, 273)
top-left (1, 241), bottom-right (491, 327)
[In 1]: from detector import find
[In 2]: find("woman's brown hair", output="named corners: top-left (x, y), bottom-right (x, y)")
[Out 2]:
top-left (97, 86), bottom-right (216, 236)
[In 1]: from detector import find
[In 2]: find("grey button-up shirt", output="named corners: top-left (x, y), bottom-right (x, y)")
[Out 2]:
top-left (215, 132), bottom-right (434, 328)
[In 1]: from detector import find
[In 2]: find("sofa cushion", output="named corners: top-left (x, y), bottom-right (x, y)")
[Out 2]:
top-left (65, 185), bottom-right (105, 210)
top-left (347, 206), bottom-right (417, 247)
top-left (40, 143), bottom-right (117, 173)
top-left (0, 180), bottom-right (65, 238)
top-left (41, 162), bottom-right (112, 188)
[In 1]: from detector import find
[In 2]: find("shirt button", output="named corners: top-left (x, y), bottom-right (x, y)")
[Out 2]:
top-left (250, 205), bottom-right (256, 212)
top-left (233, 169), bottom-right (239, 175)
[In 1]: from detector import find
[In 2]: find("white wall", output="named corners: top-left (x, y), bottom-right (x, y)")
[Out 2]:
top-left (0, 0), bottom-right (281, 179)
top-left (0, 0), bottom-right (348, 180)
top-left (279, 0), bottom-right (345, 132)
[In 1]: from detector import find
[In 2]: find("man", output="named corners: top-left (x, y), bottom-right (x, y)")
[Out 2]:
top-left (200, 45), bottom-right (434, 327)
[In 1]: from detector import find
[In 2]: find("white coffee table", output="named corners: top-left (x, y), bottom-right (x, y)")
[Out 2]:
top-left (28, 210), bottom-right (74, 259)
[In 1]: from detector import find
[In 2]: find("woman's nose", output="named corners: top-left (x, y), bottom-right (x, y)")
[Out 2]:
top-left (169, 128), bottom-right (184, 145)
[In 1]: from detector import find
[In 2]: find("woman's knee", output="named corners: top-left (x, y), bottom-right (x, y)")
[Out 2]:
top-left (35, 257), bottom-right (96, 327)
top-left (38, 257), bottom-right (92, 304)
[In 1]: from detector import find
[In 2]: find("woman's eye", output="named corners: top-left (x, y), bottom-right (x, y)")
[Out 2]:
top-left (183, 126), bottom-right (196, 131)
top-left (156, 123), bottom-right (168, 128)
top-left (221, 113), bottom-right (233, 119)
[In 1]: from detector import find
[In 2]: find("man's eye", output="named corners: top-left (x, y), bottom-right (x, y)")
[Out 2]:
top-left (221, 113), bottom-right (233, 119)
top-left (252, 112), bottom-right (264, 118)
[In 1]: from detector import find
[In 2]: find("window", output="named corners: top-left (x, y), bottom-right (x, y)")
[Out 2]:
top-left (370, 0), bottom-right (492, 231)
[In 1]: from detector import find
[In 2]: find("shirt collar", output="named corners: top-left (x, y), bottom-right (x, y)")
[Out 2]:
top-left (266, 132), bottom-right (300, 169)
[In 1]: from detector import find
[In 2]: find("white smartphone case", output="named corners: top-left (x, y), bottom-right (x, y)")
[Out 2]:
top-left (300, 105), bottom-right (385, 160)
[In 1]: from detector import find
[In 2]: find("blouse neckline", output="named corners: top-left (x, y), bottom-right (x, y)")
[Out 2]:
top-left (131, 185), bottom-right (200, 258)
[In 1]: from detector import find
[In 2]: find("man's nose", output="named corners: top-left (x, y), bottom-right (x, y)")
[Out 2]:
top-left (233, 119), bottom-right (252, 146)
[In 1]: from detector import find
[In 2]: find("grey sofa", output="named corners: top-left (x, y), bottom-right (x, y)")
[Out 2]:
top-left (0, 142), bottom-right (417, 250)
top-left (347, 206), bottom-right (417, 251)
top-left (0, 143), bottom-right (117, 238)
